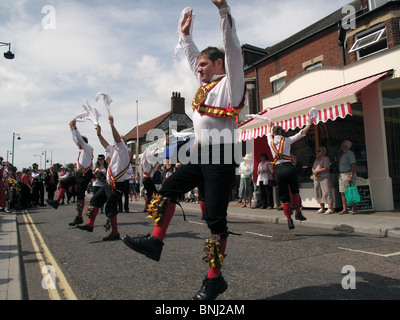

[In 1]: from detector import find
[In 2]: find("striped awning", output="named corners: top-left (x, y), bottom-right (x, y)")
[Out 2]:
top-left (238, 70), bottom-right (392, 142)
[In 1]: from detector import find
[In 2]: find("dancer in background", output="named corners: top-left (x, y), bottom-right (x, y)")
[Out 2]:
top-left (267, 117), bottom-right (313, 230)
top-left (47, 119), bottom-right (93, 228)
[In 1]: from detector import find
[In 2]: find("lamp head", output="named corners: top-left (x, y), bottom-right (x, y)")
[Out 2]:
top-left (4, 50), bottom-right (14, 59)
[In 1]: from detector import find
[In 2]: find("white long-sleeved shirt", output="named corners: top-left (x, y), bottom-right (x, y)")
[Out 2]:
top-left (106, 141), bottom-right (133, 184)
top-left (267, 132), bottom-right (305, 165)
top-left (182, 6), bottom-right (245, 146)
top-left (256, 161), bottom-right (273, 185)
top-left (72, 129), bottom-right (93, 170)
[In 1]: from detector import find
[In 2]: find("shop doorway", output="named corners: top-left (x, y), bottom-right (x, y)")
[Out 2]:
top-left (384, 106), bottom-right (400, 209)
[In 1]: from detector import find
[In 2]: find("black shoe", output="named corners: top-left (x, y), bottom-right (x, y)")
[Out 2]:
top-left (121, 234), bottom-right (163, 261)
top-left (103, 233), bottom-right (120, 241)
top-left (191, 274), bottom-right (228, 300)
top-left (46, 199), bottom-right (59, 210)
top-left (295, 211), bottom-right (307, 221)
top-left (77, 224), bottom-right (93, 232)
top-left (69, 216), bottom-right (84, 226)
top-left (288, 219), bottom-right (295, 230)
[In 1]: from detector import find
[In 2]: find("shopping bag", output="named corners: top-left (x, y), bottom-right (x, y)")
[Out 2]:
top-left (344, 183), bottom-right (361, 205)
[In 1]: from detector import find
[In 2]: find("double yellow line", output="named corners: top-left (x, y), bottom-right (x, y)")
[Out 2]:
top-left (22, 210), bottom-right (77, 300)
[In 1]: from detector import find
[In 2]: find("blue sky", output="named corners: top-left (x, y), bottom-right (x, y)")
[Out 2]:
top-left (0, 0), bottom-right (351, 170)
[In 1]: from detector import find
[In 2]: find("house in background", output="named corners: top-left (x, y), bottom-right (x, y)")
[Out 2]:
top-left (240, 0), bottom-right (400, 211)
top-left (125, 92), bottom-right (193, 174)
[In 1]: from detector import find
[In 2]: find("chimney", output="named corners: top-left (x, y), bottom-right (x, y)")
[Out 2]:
top-left (171, 92), bottom-right (185, 114)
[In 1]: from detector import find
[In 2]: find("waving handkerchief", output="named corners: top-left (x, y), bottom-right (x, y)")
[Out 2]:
top-left (309, 107), bottom-right (318, 120)
top-left (245, 114), bottom-right (272, 123)
top-left (171, 129), bottom-right (195, 138)
top-left (75, 109), bottom-right (89, 122)
top-left (83, 99), bottom-right (101, 126)
top-left (96, 92), bottom-right (113, 116)
top-left (173, 7), bottom-right (194, 59)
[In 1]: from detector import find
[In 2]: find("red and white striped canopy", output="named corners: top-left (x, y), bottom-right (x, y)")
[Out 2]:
top-left (238, 71), bottom-right (391, 142)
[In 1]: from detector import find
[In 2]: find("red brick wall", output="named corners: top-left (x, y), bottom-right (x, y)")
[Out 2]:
top-left (245, 26), bottom-right (343, 109)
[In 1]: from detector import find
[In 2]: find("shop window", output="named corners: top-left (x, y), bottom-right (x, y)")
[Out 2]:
top-left (287, 103), bottom-right (368, 185)
top-left (382, 89), bottom-right (400, 106)
top-left (349, 25), bottom-right (388, 60)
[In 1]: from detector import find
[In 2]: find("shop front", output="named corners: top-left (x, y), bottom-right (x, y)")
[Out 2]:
top-left (240, 51), bottom-right (399, 211)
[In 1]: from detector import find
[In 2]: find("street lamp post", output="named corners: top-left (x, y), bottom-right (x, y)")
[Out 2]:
top-left (11, 133), bottom-right (21, 167)
top-left (0, 42), bottom-right (15, 60)
top-left (136, 100), bottom-right (139, 176)
top-left (42, 151), bottom-right (47, 170)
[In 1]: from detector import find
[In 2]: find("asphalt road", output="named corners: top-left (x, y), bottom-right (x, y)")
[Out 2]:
top-left (17, 197), bottom-right (400, 301)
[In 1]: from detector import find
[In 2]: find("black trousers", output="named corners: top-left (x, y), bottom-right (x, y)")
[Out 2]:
top-left (32, 181), bottom-right (44, 205)
top-left (259, 181), bottom-right (274, 208)
top-left (159, 144), bottom-right (236, 235)
top-left (90, 182), bottom-right (124, 218)
top-left (60, 171), bottom-right (93, 201)
top-left (275, 162), bottom-right (299, 203)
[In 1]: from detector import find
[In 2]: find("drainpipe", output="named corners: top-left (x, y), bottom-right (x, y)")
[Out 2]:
top-left (337, 22), bottom-right (347, 66)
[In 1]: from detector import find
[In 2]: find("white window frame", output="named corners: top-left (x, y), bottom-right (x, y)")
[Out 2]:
top-left (349, 28), bottom-right (386, 53)
top-left (270, 71), bottom-right (287, 93)
top-left (369, 0), bottom-right (391, 11)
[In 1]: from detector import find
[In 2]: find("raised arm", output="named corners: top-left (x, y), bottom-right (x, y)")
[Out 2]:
top-left (96, 125), bottom-right (109, 149)
top-left (109, 116), bottom-right (122, 144)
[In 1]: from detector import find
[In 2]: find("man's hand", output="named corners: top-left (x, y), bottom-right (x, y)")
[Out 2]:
top-left (69, 119), bottom-right (77, 130)
top-left (96, 125), bottom-right (102, 136)
top-left (181, 9), bottom-right (193, 37)
top-left (212, 0), bottom-right (228, 9)
top-left (108, 115), bottom-right (114, 126)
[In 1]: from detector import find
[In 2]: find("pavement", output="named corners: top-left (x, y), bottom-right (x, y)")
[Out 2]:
top-left (1, 198), bottom-right (399, 300)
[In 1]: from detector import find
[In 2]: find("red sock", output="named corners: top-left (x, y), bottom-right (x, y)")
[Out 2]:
top-left (200, 201), bottom-right (206, 217)
top-left (87, 207), bottom-right (99, 227)
top-left (56, 188), bottom-right (66, 202)
top-left (110, 216), bottom-right (118, 234)
top-left (293, 194), bottom-right (301, 213)
top-left (77, 200), bottom-right (85, 218)
top-left (144, 197), bottom-right (149, 210)
top-left (282, 203), bottom-right (292, 220)
top-left (151, 203), bottom-right (176, 242)
top-left (207, 236), bottom-right (228, 279)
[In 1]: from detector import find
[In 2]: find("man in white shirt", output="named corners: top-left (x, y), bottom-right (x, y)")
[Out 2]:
top-left (122, 0), bottom-right (245, 300)
top-left (47, 119), bottom-right (94, 226)
top-left (78, 115), bottom-right (133, 241)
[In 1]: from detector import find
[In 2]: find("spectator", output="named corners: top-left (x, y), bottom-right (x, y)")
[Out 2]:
top-left (20, 168), bottom-right (32, 210)
top-left (238, 154), bottom-right (253, 208)
top-left (312, 146), bottom-right (333, 214)
top-left (0, 157), bottom-right (11, 213)
top-left (338, 139), bottom-right (357, 215)
top-left (256, 153), bottom-right (274, 209)
top-left (45, 166), bottom-right (59, 202)
top-left (152, 164), bottom-right (162, 191)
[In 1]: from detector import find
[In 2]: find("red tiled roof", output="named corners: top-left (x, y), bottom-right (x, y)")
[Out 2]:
top-left (125, 111), bottom-right (172, 141)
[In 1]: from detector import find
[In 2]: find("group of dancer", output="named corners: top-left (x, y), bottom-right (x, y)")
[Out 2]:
top-left (47, 115), bottom-right (133, 242)
top-left (47, 0), bottom-right (314, 300)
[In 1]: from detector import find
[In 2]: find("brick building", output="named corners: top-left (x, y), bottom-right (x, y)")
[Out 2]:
top-left (239, 0), bottom-right (400, 211)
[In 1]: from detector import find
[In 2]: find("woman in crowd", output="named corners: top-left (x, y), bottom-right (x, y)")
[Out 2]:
top-left (312, 146), bottom-right (333, 214)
